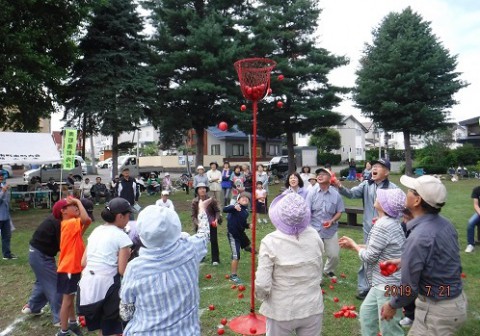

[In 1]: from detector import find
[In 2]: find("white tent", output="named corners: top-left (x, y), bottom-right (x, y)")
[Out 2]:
top-left (0, 132), bottom-right (61, 165)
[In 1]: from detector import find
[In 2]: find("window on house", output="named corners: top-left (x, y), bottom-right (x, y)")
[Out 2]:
top-left (356, 148), bottom-right (362, 156)
top-left (232, 144), bottom-right (244, 156)
top-left (268, 145), bottom-right (280, 156)
top-left (211, 144), bottom-right (220, 155)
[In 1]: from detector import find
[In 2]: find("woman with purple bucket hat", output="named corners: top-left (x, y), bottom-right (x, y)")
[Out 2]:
top-left (339, 188), bottom-right (406, 336)
top-left (255, 192), bottom-right (325, 336)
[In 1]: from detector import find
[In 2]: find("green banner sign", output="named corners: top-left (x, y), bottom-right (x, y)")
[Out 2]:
top-left (62, 129), bottom-right (77, 169)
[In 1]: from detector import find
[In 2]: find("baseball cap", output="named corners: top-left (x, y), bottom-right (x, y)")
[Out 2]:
top-left (161, 190), bottom-right (169, 196)
top-left (52, 199), bottom-right (69, 220)
top-left (80, 198), bottom-right (95, 221)
top-left (197, 165), bottom-right (205, 171)
top-left (315, 167), bottom-right (331, 176)
top-left (106, 197), bottom-right (136, 214)
top-left (371, 158), bottom-right (391, 170)
top-left (400, 175), bottom-right (446, 209)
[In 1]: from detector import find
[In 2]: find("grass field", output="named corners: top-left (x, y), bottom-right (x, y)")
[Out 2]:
top-left (0, 174), bottom-right (479, 335)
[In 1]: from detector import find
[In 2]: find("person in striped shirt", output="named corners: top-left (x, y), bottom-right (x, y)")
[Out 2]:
top-left (119, 204), bottom-right (210, 335)
top-left (339, 188), bottom-right (406, 336)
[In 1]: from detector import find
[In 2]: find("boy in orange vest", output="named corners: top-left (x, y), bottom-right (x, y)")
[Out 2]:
top-left (53, 197), bottom-right (92, 336)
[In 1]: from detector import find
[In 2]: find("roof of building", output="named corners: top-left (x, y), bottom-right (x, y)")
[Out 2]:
top-left (206, 126), bottom-right (282, 142)
top-left (459, 116), bottom-right (480, 126)
top-left (338, 115), bottom-right (369, 133)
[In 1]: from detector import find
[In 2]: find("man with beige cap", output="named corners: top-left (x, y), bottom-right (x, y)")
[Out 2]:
top-left (381, 175), bottom-right (467, 335)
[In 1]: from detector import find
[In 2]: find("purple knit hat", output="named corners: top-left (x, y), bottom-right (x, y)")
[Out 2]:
top-left (376, 189), bottom-right (406, 218)
top-left (268, 193), bottom-right (311, 236)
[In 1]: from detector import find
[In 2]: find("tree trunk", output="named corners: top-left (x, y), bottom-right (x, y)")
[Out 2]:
top-left (112, 134), bottom-right (119, 179)
top-left (403, 130), bottom-right (412, 176)
top-left (89, 135), bottom-right (97, 175)
top-left (195, 126), bottom-right (204, 167)
top-left (286, 129), bottom-right (296, 174)
top-left (81, 115), bottom-right (87, 158)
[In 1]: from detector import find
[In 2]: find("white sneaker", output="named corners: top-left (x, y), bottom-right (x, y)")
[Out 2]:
top-left (263, 218), bottom-right (268, 224)
top-left (465, 244), bottom-right (475, 253)
top-left (212, 262), bottom-right (219, 266)
top-left (257, 218), bottom-right (262, 224)
top-left (399, 317), bottom-right (413, 327)
top-left (21, 304), bottom-right (43, 316)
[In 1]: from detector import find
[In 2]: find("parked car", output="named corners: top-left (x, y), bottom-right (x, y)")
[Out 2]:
top-left (1, 164), bottom-right (13, 178)
top-left (97, 157), bottom-right (113, 169)
top-left (267, 156), bottom-right (296, 178)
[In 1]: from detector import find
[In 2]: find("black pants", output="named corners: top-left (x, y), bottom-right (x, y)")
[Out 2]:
top-left (210, 224), bottom-right (220, 263)
top-left (404, 299), bottom-right (415, 320)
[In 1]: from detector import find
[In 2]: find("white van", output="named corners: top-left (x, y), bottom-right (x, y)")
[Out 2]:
top-left (76, 156), bottom-right (87, 175)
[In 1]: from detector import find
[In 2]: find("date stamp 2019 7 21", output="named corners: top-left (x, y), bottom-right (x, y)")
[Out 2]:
top-left (384, 285), bottom-right (412, 297)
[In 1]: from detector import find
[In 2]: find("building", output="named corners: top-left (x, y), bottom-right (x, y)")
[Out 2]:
top-left (458, 117), bottom-right (480, 147)
top-left (204, 126), bottom-right (282, 163)
top-left (333, 115), bottom-right (368, 162)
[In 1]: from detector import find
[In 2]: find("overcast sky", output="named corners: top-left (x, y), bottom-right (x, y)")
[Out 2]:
top-left (52, 0), bottom-right (478, 130)
top-left (317, 0), bottom-right (479, 123)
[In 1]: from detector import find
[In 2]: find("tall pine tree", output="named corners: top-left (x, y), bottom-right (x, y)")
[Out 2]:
top-left (249, 0), bottom-right (349, 172)
top-left (354, 7), bottom-right (467, 175)
top-left (63, 0), bottom-right (155, 176)
top-left (0, 1), bottom-right (94, 131)
top-left (144, 0), bottom-right (253, 165)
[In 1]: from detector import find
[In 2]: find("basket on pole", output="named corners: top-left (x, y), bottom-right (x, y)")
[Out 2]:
top-left (230, 58), bottom-right (276, 336)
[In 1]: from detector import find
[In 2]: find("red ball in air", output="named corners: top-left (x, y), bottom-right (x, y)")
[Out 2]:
top-left (276, 101), bottom-right (284, 108)
top-left (218, 122), bottom-right (228, 131)
top-left (240, 104), bottom-right (247, 111)
top-left (278, 74), bottom-right (284, 81)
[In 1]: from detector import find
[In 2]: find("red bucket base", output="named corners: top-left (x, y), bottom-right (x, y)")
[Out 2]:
top-left (229, 312), bottom-right (266, 335)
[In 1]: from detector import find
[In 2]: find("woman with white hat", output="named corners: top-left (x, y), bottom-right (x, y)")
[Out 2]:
top-left (255, 193), bottom-right (325, 335)
top-left (193, 165), bottom-right (208, 196)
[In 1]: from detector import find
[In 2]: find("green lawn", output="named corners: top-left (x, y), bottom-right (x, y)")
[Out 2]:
top-left (1, 175), bottom-right (479, 335)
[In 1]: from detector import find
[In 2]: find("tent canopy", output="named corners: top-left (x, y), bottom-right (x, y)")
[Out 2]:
top-left (0, 132), bottom-right (61, 165)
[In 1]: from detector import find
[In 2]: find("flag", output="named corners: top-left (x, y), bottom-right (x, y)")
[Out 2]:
top-left (62, 129), bottom-right (77, 169)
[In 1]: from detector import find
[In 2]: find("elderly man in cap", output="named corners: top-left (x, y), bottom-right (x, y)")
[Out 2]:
top-left (191, 183), bottom-right (221, 265)
top-left (381, 175), bottom-right (467, 335)
top-left (306, 167), bottom-right (345, 279)
top-left (119, 205), bottom-right (210, 335)
top-left (193, 165), bottom-right (208, 196)
top-left (333, 158), bottom-right (398, 300)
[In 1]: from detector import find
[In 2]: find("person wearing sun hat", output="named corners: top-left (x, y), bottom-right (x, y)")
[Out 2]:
top-left (119, 205), bottom-right (210, 335)
top-left (339, 188), bottom-right (406, 336)
top-left (207, 162), bottom-right (222, 200)
top-left (256, 193), bottom-right (325, 336)
top-left (333, 157), bottom-right (398, 300)
top-left (193, 165), bottom-right (208, 196)
top-left (380, 175), bottom-right (467, 335)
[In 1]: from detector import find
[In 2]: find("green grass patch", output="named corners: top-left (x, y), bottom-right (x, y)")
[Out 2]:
top-left (1, 176), bottom-right (479, 335)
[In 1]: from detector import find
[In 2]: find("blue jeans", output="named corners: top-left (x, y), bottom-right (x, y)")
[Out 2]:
top-left (0, 219), bottom-right (12, 257)
top-left (467, 213), bottom-right (480, 245)
top-left (28, 245), bottom-right (62, 324)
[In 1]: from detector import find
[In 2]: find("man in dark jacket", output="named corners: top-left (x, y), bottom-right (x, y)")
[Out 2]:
top-left (91, 176), bottom-right (111, 205)
top-left (118, 168), bottom-right (137, 219)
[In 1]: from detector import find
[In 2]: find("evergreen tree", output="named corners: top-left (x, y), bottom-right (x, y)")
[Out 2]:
top-left (248, 0), bottom-right (349, 173)
top-left (0, 0), bottom-right (93, 130)
top-left (354, 7), bottom-right (467, 175)
top-left (143, 0), bottom-right (253, 165)
top-left (63, 0), bottom-right (155, 177)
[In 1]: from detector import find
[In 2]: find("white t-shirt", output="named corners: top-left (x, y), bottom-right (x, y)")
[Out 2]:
top-left (86, 224), bottom-right (133, 271)
top-left (155, 199), bottom-right (175, 211)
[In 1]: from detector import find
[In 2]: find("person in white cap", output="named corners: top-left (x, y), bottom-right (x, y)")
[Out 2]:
top-left (193, 165), bottom-right (208, 196)
top-left (380, 175), bottom-right (467, 335)
top-left (155, 190), bottom-right (175, 211)
top-left (162, 172), bottom-right (172, 192)
top-left (119, 205), bottom-right (210, 335)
